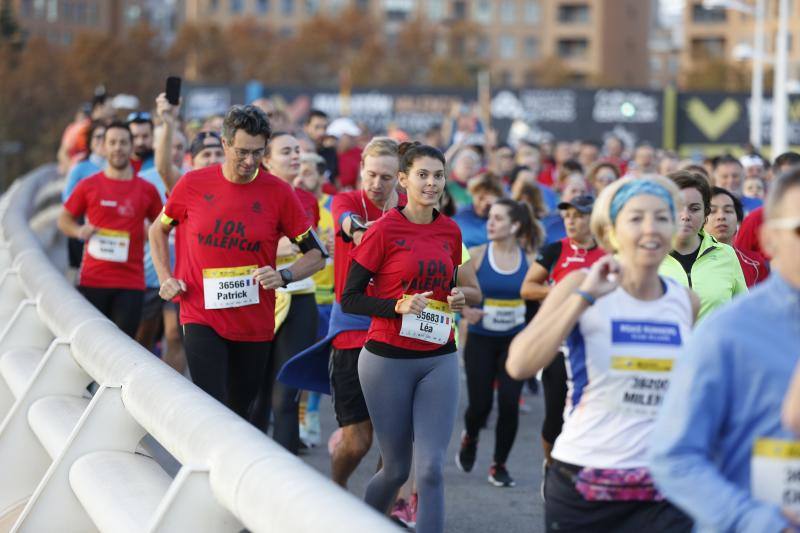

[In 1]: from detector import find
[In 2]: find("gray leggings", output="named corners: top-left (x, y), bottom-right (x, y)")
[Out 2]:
top-left (358, 348), bottom-right (459, 533)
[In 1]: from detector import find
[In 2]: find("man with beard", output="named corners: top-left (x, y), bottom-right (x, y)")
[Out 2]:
top-left (127, 111), bottom-right (155, 174)
top-left (58, 121), bottom-right (163, 336)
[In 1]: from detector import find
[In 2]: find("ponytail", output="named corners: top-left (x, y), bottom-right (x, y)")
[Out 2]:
top-left (493, 198), bottom-right (543, 253)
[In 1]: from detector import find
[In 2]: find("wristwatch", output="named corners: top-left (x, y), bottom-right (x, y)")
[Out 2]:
top-left (279, 269), bottom-right (293, 287)
top-left (348, 214), bottom-right (369, 236)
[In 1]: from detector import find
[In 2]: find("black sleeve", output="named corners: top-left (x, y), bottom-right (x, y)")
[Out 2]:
top-left (341, 260), bottom-right (400, 318)
top-left (536, 241), bottom-right (562, 275)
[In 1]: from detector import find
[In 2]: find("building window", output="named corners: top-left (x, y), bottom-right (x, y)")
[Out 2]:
top-left (208, 0), bottom-right (219, 12)
top-left (427, 0), bottom-right (444, 19)
top-left (230, 0), bottom-right (243, 13)
top-left (499, 35), bottom-right (515, 58)
top-left (305, 0), bottom-right (318, 13)
top-left (281, 0), bottom-right (294, 15)
top-left (355, 0), bottom-right (369, 11)
top-left (257, 0), bottom-right (269, 13)
top-left (476, 35), bottom-right (490, 57)
top-left (46, 0), bottom-right (57, 21)
top-left (474, 0), bottom-right (491, 23)
top-left (523, 0), bottom-right (540, 22)
top-left (557, 3), bottom-right (589, 23)
top-left (21, 0), bottom-right (33, 17)
top-left (453, 0), bottom-right (467, 20)
top-left (691, 37), bottom-right (725, 58)
top-left (500, 0), bottom-right (514, 23)
top-left (524, 36), bottom-right (538, 58)
top-left (558, 38), bottom-right (588, 59)
top-left (87, 2), bottom-right (98, 23)
top-left (691, 4), bottom-right (726, 23)
top-left (75, 1), bottom-right (87, 23)
top-left (499, 70), bottom-right (513, 86)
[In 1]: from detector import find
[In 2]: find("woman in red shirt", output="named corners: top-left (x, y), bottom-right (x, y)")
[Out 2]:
top-left (342, 143), bottom-right (475, 533)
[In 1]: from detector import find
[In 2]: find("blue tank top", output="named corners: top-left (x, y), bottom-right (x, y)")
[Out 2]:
top-left (468, 242), bottom-right (529, 337)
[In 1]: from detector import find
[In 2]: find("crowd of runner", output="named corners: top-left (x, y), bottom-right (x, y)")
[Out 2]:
top-left (54, 89), bottom-right (800, 533)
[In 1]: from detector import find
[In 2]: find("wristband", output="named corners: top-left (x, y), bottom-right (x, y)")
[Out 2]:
top-left (574, 290), bottom-right (596, 306)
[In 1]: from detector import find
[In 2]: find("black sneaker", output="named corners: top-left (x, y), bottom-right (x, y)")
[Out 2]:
top-left (488, 463), bottom-right (516, 487)
top-left (455, 431), bottom-right (477, 473)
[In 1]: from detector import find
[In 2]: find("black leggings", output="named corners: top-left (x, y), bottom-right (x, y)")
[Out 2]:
top-left (541, 353), bottom-right (568, 445)
top-left (463, 332), bottom-right (523, 465)
top-left (249, 293), bottom-right (318, 453)
top-left (78, 286), bottom-right (143, 338)
top-left (183, 324), bottom-right (269, 419)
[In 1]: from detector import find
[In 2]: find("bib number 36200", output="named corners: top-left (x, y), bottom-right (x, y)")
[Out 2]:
top-left (399, 296), bottom-right (453, 345)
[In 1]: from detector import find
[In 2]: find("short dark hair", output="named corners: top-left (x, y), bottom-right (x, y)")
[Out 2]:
top-left (668, 169), bottom-right (712, 216)
top-left (222, 105), bottom-right (272, 144)
top-left (711, 186), bottom-right (744, 222)
top-left (305, 109), bottom-right (328, 124)
top-left (715, 154), bottom-right (743, 170)
top-left (398, 142), bottom-right (446, 174)
top-left (766, 166), bottom-right (800, 219)
top-left (103, 121), bottom-right (132, 141)
top-left (773, 151), bottom-right (800, 172)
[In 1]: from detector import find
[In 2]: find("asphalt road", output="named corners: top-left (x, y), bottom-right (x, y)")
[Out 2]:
top-left (300, 365), bottom-right (547, 533)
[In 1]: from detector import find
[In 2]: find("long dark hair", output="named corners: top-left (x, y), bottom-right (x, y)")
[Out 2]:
top-left (492, 197), bottom-right (543, 252)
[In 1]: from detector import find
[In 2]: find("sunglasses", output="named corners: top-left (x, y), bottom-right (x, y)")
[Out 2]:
top-left (126, 111), bottom-right (152, 123)
top-left (768, 217), bottom-right (800, 236)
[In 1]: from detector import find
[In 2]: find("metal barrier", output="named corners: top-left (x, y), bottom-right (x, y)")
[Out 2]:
top-left (0, 165), bottom-right (396, 532)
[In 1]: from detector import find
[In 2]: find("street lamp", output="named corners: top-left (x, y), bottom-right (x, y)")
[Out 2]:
top-left (702, 0), bottom-right (764, 149)
top-left (771, 0), bottom-right (790, 155)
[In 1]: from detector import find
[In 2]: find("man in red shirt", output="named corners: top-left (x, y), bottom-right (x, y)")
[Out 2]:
top-left (148, 105), bottom-right (326, 419)
top-left (58, 121), bottom-right (163, 336)
top-left (126, 112), bottom-right (155, 174)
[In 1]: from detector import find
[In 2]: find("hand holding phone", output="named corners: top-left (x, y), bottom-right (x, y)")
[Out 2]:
top-left (165, 76), bottom-right (181, 106)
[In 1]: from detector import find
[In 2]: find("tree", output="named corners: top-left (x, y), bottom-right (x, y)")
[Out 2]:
top-left (683, 58), bottom-right (750, 92)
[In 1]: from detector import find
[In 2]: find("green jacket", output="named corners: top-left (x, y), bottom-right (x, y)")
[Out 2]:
top-left (659, 231), bottom-right (748, 320)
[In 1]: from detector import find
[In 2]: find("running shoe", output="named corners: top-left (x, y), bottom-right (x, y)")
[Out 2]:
top-left (408, 491), bottom-right (418, 525)
top-left (300, 411), bottom-right (321, 448)
top-left (455, 431), bottom-right (477, 473)
top-left (488, 463), bottom-right (516, 487)
top-left (390, 498), bottom-right (414, 527)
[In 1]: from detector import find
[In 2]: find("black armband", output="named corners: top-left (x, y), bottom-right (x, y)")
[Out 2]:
top-left (295, 227), bottom-right (330, 258)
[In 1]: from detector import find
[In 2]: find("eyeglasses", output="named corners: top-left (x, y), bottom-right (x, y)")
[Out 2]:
top-left (232, 147), bottom-right (265, 161)
top-left (197, 131), bottom-right (221, 141)
top-left (768, 217), bottom-right (800, 236)
top-left (126, 111), bottom-right (152, 123)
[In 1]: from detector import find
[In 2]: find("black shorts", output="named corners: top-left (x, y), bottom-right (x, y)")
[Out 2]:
top-left (141, 287), bottom-right (164, 321)
top-left (329, 347), bottom-right (370, 427)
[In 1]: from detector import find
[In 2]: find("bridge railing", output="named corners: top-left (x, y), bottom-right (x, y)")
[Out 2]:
top-left (0, 165), bottom-right (395, 532)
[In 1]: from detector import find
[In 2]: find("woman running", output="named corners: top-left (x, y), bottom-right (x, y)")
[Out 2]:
top-left (456, 198), bottom-right (538, 487)
top-left (249, 131), bottom-right (321, 453)
top-left (519, 195), bottom-right (606, 464)
top-left (507, 176), bottom-right (699, 532)
top-left (342, 142), bottom-right (477, 533)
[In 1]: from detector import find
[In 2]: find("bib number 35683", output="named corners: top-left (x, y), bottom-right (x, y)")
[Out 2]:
top-left (400, 296), bottom-right (452, 345)
top-left (203, 265), bottom-right (259, 310)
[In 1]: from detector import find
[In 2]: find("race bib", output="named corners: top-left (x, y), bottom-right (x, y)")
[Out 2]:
top-left (400, 296), bottom-right (453, 345)
top-left (607, 356), bottom-right (673, 417)
top-left (482, 298), bottom-right (525, 332)
top-left (203, 265), bottom-right (259, 310)
top-left (276, 255), bottom-right (314, 293)
top-left (752, 438), bottom-right (800, 513)
top-left (87, 229), bottom-right (130, 262)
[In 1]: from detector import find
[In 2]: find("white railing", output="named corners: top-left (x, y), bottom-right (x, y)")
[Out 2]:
top-left (0, 165), bottom-right (396, 532)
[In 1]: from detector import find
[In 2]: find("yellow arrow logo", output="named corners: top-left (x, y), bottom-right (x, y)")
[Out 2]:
top-left (685, 97), bottom-right (740, 141)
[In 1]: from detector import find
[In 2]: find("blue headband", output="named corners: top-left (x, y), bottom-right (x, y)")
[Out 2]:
top-left (610, 180), bottom-right (676, 223)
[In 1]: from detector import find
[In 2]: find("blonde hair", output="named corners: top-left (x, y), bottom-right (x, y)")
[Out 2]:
top-left (590, 175), bottom-right (682, 253)
top-left (361, 136), bottom-right (399, 164)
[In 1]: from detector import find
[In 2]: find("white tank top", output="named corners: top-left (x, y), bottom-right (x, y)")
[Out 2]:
top-left (552, 277), bottom-right (693, 469)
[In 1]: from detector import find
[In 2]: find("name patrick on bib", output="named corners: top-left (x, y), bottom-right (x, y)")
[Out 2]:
top-left (203, 265), bottom-right (259, 309)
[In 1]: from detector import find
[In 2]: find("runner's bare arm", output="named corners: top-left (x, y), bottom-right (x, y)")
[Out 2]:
top-left (155, 92), bottom-right (182, 190)
top-left (149, 215), bottom-right (184, 300)
top-left (520, 261), bottom-right (550, 301)
top-left (456, 259), bottom-right (482, 306)
top-left (57, 207), bottom-right (94, 240)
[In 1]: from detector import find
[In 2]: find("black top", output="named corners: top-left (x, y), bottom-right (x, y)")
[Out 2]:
top-left (670, 242), bottom-right (701, 276)
top-left (536, 241), bottom-right (563, 274)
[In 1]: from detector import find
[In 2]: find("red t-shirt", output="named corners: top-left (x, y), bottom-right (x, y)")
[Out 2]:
top-left (336, 147), bottom-right (363, 189)
top-left (331, 190), bottom-right (407, 349)
top-left (163, 165), bottom-right (311, 342)
top-left (537, 237), bottom-right (607, 284)
top-left (64, 172), bottom-right (162, 290)
top-left (350, 208), bottom-right (463, 352)
top-left (294, 187), bottom-right (320, 228)
top-left (735, 207), bottom-right (768, 260)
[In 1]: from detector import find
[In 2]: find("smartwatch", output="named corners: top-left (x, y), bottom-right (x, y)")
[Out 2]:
top-left (279, 269), bottom-right (294, 287)
top-left (348, 214), bottom-right (368, 236)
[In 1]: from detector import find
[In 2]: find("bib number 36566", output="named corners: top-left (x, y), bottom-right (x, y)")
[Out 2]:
top-left (203, 265), bottom-right (259, 310)
top-left (399, 296), bottom-right (452, 345)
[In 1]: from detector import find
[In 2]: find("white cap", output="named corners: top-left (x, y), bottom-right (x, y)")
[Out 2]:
top-left (326, 117), bottom-right (361, 138)
top-left (740, 154), bottom-right (764, 168)
top-left (111, 94), bottom-right (140, 111)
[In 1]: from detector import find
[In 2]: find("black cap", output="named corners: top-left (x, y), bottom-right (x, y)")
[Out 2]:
top-left (558, 195), bottom-right (595, 214)
top-left (190, 131), bottom-right (222, 158)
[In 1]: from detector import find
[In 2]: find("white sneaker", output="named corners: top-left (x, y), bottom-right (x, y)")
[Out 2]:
top-left (303, 411), bottom-right (321, 447)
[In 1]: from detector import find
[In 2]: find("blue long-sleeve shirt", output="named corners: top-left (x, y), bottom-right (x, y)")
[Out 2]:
top-left (650, 271), bottom-right (800, 532)
top-left (452, 206), bottom-right (488, 249)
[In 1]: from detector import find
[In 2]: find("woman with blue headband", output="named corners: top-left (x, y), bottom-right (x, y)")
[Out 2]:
top-left (507, 176), bottom-right (700, 532)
